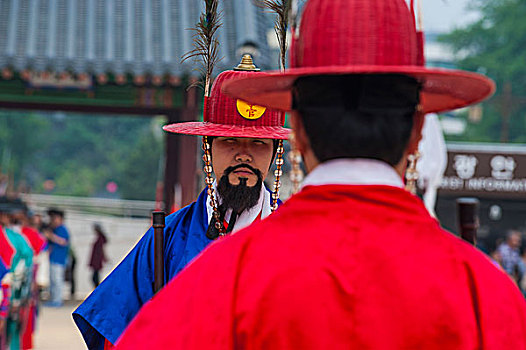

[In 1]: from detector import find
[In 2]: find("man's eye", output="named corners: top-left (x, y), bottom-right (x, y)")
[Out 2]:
top-left (253, 140), bottom-right (265, 145)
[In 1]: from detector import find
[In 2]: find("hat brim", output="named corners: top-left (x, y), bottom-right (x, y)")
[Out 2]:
top-left (222, 65), bottom-right (496, 114)
top-left (163, 122), bottom-right (290, 140)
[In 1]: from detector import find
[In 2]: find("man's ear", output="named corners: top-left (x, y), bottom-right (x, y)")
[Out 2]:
top-left (289, 112), bottom-right (308, 154)
top-left (289, 111), bottom-right (320, 173)
top-left (406, 112), bottom-right (426, 155)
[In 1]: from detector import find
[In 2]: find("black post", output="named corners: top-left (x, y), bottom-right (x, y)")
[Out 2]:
top-left (456, 198), bottom-right (479, 246)
top-left (152, 211), bottom-right (166, 293)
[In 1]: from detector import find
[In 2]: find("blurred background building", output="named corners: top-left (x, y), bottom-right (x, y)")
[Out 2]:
top-left (0, 0), bottom-right (275, 212)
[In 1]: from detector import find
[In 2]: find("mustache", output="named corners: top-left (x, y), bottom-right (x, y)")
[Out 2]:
top-left (216, 165), bottom-right (263, 216)
top-left (224, 164), bottom-right (262, 178)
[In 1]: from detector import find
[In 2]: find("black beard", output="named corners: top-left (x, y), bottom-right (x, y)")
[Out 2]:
top-left (216, 164), bottom-right (263, 215)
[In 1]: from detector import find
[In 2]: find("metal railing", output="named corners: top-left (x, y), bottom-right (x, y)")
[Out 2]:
top-left (20, 193), bottom-right (157, 218)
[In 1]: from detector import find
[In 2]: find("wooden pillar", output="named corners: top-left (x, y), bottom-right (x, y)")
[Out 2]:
top-left (163, 87), bottom-right (199, 212)
top-left (178, 86), bottom-right (199, 207)
top-left (164, 110), bottom-right (179, 213)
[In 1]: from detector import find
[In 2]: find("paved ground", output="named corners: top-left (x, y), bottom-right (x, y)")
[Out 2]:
top-left (34, 300), bottom-right (86, 350)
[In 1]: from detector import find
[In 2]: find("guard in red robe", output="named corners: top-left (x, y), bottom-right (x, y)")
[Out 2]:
top-left (114, 0), bottom-right (526, 348)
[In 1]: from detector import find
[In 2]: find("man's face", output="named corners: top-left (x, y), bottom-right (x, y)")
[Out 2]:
top-left (509, 232), bottom-right (522, 249)
top-left (11, 211), bottom-right (25, 225)
top-left (211, 137), bottom-right (274, 187)
top-left (0, 212), bottom-right (9, 226)
top-left (32, 214), bottom-right (42, 226)
top-left (50, 214), bottom-right (62, 228)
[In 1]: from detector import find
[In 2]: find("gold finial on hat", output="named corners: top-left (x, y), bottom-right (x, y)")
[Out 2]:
top-left (234, 54), bottom-right (260, 71)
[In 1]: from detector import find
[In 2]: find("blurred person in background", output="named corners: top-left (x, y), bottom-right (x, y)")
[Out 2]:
top-left (11, 202), bottom-right (46, 257)
top-left (29, 212), bottom-right (50, 300)
top-left (497, 230), bottom-right (525, 285)
top-left (0, 198), bottom-right (15, 350)
top-left (65, 246), bottom-right (77, 300)
top-left (521, 247), bottom-right (526, 296)
top-left (0, 198), bottom-right (33, 349)
top-left (9, 202), bottom-right (46, 349)
top-left (28, 213), bottom-right (43, 232)
top-left (44, 208), bottom-right (69, 307)
top-left (489, 248), bottom-right (503, 269)
top-left (88, 224), bottom-right (108, 288)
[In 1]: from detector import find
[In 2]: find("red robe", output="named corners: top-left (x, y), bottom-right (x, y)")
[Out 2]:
top-left (21, 226), bottom-right (46, 255)
top-left (115, 185), bottom-right (526, 349)
top-left (0, 226), bottom-right (15, 267)
top-left (18, 226), bottom-right (45, 349)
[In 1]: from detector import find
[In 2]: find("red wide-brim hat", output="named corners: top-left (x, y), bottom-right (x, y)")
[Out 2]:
top-left (223, 0), bottom-right (495, 114)
top-left (164, 67), bottom-right (290, 140)
top-left (163, 122), bottom-right (290, 140)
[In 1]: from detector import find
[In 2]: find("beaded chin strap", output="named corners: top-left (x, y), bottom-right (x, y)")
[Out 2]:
top-left (202, 136), bottom-right (226, 235)
top-left (405, 151), bottom-right (421, 195)
top-left (288, 131), bottom-right (304, 194)
top-left (271, 139), bottom-right (285, 212)
top-left (405, 102), bottom-right (424, 195)
top-left (204, 135), bottom-right (284, 228)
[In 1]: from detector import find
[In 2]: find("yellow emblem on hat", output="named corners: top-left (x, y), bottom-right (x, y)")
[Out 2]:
top-left (237, 100), bottom-right (266, 120)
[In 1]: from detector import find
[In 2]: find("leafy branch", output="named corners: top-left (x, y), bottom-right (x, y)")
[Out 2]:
top-left (253, 0), bottom-right (291, 71)
top-left (182, 0), bottom-right (223, 96)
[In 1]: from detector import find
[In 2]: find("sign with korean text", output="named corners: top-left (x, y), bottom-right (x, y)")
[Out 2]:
top-left (439, 144), bottom-right (526, 198)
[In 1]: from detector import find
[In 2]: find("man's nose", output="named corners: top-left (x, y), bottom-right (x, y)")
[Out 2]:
top-left (235, 150), bottom-right (253, 163)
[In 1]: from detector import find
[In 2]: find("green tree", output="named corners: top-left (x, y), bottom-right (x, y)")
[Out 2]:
top-left (0, 110), bottom-right (51, 183)
top-left (440, 0), bottom-right (526, 143)
top-left (119, 122), bottom-right (164, 200)
top-left (1, 110), bottom-right (164, 199)
top-left (35, 113), bottom-right (161, 198)
top-left (52, 161), bottom-right (103, 196)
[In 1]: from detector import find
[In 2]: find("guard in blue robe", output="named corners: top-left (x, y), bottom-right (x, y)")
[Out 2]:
top-left (73, 186), bottom-right (281, 349)
top-left (73, 54), bottom-right (289, 349)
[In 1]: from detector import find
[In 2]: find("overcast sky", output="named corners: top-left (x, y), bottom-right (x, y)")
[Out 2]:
top-left (294, 0), bottom-right (481, 34)
top-left (421, 0), bottom-right (481, 33)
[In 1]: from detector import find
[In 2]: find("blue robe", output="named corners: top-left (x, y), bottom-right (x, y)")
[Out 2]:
top-left (73, 187), bottom-right (279, 349)
top-left (0, 259), bottom-right (7, 281)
